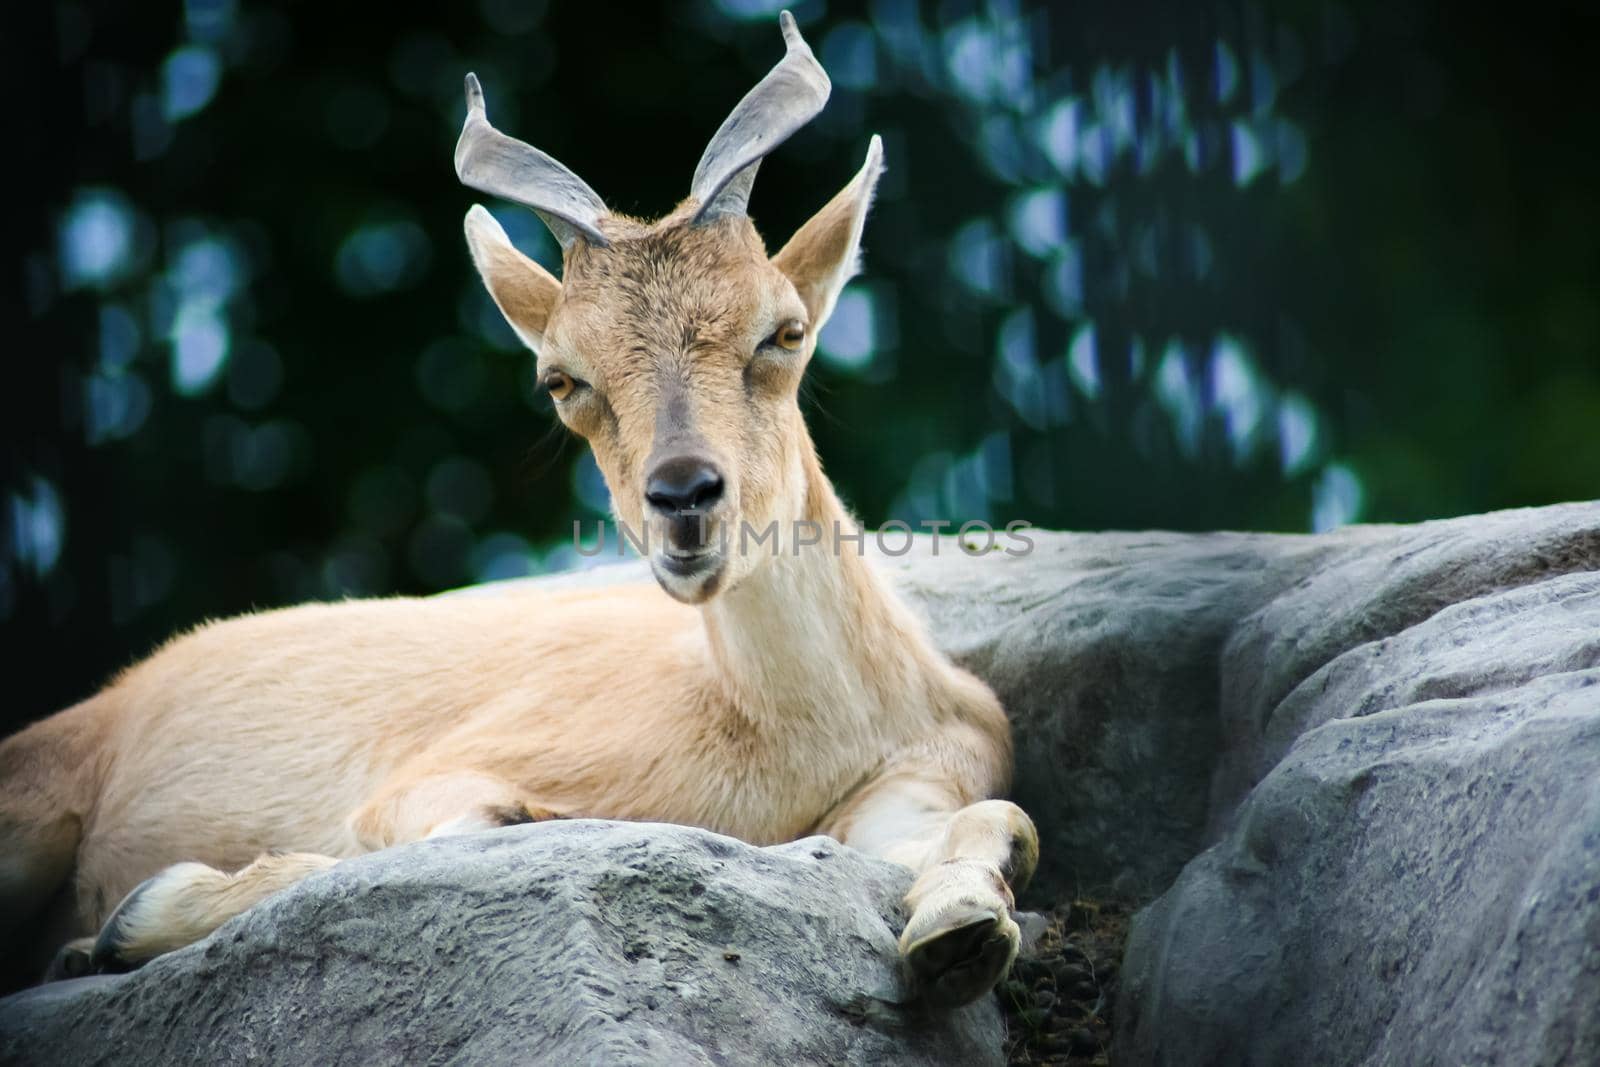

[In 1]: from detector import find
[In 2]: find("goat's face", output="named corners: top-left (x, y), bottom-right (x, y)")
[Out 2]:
top-left (458, 12), bottom-right (878, 603)
top-left (533, 216), bottom-right (814, 603)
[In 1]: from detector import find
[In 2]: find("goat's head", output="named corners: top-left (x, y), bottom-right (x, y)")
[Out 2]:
top-left (458, 11), bottom-right (881, 604)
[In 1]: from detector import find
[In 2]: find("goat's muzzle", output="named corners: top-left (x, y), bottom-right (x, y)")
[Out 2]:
top-left (645, 456), bottom-right (725, 552)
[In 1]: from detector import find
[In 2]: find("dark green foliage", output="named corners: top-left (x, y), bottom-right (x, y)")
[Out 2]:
top-left (3, 1), bottom-right (1597, 728)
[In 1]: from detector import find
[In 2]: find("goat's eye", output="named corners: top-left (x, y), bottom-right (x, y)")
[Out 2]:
top-left (764, 319), bottom-right (807, 352)
top-left (543, 370), bottom-right (578, 402)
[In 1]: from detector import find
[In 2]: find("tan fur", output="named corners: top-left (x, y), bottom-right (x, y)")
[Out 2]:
top-left (0, 137), bottom-right (1037, 1005)
top-left (96, 853), bottom-right (338, 966)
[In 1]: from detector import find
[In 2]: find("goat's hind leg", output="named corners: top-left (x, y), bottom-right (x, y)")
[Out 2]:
top-left (88, 851), bottom-right (338, 973)
top-left (83, 768), bottom-right (557, 976)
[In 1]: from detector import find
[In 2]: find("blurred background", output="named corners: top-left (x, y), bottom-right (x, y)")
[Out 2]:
top-left (4, 0), bottom-right (1598, 729)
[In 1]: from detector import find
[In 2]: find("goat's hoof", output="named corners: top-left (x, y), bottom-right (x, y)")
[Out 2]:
top-left (43, 938), bottom-right (96, 982)
top-left (902, 908), bottom-right (1020, 1010)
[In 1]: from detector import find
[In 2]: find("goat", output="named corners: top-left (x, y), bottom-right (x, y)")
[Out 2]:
top-left (0, 12), bottom-right (1038, 1010)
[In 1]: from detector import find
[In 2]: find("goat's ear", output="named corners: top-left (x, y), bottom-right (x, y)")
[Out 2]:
top-left (772, 135), bottom-right (883, 330)
top-left (463, 205), bottom-right (561, 352)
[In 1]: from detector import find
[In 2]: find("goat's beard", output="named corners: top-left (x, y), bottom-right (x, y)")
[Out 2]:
top-left (649, 547), bottom-right (726, 604)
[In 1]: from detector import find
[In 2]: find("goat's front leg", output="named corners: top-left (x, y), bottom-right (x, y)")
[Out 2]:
top-left (78, 769), bottom-right (557, 976)
top-left (821, 760), bottom-right (1039, 1009)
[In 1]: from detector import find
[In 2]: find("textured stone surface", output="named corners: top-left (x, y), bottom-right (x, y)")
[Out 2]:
top-left (1118, 504), bottom-right (1600, 1065)
top-left (0, 822), bottom-right (1002, 1066)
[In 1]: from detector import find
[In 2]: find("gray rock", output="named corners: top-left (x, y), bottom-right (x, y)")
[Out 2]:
top-left (1117, 504), bottom-right (1600, 1065)
top-left (1210, 501), bottom-right (1600, 820)
top-left (0, 822), bottom-right (1001, 1066)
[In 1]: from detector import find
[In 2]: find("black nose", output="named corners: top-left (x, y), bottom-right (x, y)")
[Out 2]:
top-left (645, 457), bottom-right (725, 515)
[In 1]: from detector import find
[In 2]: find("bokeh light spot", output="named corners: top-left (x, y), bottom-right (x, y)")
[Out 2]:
top-left (334, 220), bottom-right (431, 297)
top-left (8, 478), bottom-right (66, 578)
top-left (571, 452), bottom-right (612, 516)
top-left (1009, 187), bottom-right (1067, 258)
top-left (949, 219), bottom-right (1009, 298)
top-left (169, 234), bottom-right (243, 304)
top-left (59, 189), bottom-right (141, 290)
top-left (1230, 121), bottom-right (1271, 186)
top-left (471, 531), bottom-right (540, 582)
top-left (1312, 463), bottom-right (1364, 532)
top-left (85, 371), bottom-right (153, 445)
top-left (818, 287), bottom-right (877, 372)
top-left (1215, 39), bottom-right (1239, 104)
top-left (1156, 341), bottom-right (1203, 459)
top-left (1277, 393), bottom-right (1319, 476)
top-left (1209, 335), bottom-right (1267, 461)
top-left (1068, 324), bottom-right (1100, 398)
top-left (99, 304), bottom-right (142, 371)
top-left (184, 0), bottom-right (237, 44)
top-left (170, 302), bottom-right (231, 395)
top-left (161, 46), bottom-right (222, 122)
top-left (322, 535), bottom-right (391, 596)
top-left (822, 22), bottom-right (878, 90)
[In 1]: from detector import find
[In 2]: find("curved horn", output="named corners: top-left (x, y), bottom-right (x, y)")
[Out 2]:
top-left (690, 11), bottom-right (830, 223)
top-left (454, 74), bottom-right (610, 249)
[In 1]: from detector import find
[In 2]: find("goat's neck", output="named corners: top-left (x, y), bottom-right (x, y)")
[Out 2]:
top-left (701, 438), bottom-right (930, 732)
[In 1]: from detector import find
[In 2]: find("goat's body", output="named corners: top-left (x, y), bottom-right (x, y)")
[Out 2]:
top-left (7, 544), bottom-right (1002, 952)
